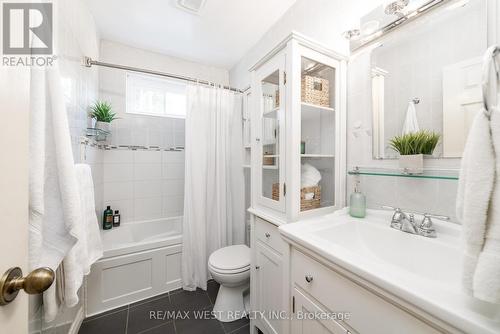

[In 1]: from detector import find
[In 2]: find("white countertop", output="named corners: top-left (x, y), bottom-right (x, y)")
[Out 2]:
top-left (279, 208), bottom-right (500, 334)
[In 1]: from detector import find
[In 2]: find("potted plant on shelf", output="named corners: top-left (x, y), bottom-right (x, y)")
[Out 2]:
top-left (89, 101), bottom-right (117, 132)
top-left (389, 130), bottom-right (440, 174)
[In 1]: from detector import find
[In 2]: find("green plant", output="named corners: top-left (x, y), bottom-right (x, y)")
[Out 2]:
top-left (89, 101), bottom-right (117, 123)
top-left (389, 130), bottom-right (440, 156)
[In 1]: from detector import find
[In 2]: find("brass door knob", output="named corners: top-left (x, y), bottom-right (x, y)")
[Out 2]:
top-left (0, 267), bottom-right (55, 305)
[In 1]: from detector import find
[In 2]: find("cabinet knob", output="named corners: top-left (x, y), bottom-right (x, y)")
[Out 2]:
top-left (255, 266), bottom-right (260, 270)
top-left (305, 275), bottom-right (313, 283)
top-left (255, 138), bottom-right (261, 142)
top-left (265, 232), bottom-right (271, 238)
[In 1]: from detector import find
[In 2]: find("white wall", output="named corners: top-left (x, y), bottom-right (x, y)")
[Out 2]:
top-left (98, 40), bottom-right (229, 222)
top-left (229, 0), bottom-right (380, 89)
top-left (102, 149), bottom-right (185, 223)
top-left (229, 0), bottom-right (495, 221)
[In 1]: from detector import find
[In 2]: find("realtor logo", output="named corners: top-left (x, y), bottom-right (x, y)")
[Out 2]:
top-left (2, 2), bottom-right (53, 55)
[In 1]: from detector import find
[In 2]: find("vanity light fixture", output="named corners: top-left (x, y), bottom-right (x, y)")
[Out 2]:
top-left (342, 29), bottom-right (361, 40)
top-left (384, 0), bottom-right (409, 16)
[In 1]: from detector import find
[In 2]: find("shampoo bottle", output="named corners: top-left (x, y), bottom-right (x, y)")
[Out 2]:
top-left (113, 210), bottom-right (121, 227)
top-left (103, 206), bottom-right (113, 230)
top-left (349, 181), bottom-right (366, 218)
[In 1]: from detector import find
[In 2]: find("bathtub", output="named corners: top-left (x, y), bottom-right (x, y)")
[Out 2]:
top-left (86, 217), bottom-right (183, 316)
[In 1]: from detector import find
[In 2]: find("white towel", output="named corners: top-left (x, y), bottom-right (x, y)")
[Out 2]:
top-left (402, 101), bottom-right (419, 135)
top-left (63, 164), bottom-right (103, 307)
top-left (301, 163), bottom-right (321, 188)
top-left (456, 110), bottom-right (495, 297)
top-left (29, 66), bottom-right (81, 322)
top-left (471, 108), bottom-right (500, 303)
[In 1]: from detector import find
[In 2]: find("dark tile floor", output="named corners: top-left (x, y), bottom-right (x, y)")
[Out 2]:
top-left (79, 281), bottom-right (249, 334)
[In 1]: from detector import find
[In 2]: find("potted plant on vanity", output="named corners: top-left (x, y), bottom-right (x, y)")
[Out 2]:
top-left (389, 130), bottom-right (440, 174)
top-left (89, 101), bottom-right (117, 133)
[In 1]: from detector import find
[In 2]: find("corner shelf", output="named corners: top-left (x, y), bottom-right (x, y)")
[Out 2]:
top-left (348, 167), bottom-right (459, 180)
top-left (86, 128), bottom-right (110, 142)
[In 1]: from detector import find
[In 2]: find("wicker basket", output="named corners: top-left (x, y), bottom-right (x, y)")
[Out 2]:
top-left (263, 153), bottom-right (275, 166)
top-left (272, 183), bottom-right (321, 211)
top-left (301, 75), bottom-right (330, 107)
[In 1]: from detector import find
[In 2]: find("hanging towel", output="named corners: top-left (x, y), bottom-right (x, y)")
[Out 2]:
top-left (29, 66), bottom-right (82, 322)
top-left (456, 110), bottom-right (495, 297)
top-left (470, 108), bottom-right (500, 303)
top-left (402, 101), bottom-right (419, 135)
top-left (63, 164), bottom-right (103, 307)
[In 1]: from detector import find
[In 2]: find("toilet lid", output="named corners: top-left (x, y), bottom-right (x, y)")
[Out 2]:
top-left (208, 245), bottom-right (250, 271)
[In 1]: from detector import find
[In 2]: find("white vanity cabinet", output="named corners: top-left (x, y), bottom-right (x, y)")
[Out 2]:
top-left (251, 217), bottom-right (290, 334)
top-left (250, 32), bottom-right (347, 221)
top-left (290, 248), bottom-right (443, 334)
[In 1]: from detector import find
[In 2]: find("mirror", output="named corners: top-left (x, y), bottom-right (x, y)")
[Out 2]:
top-left (369, 0), bottom-right (487, 159)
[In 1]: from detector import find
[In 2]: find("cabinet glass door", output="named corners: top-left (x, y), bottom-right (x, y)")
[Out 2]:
top-left (261, 70), bottom-right (281, 202)
top-left (300, 56), bottom-right (336, 211)
top-left (255, 54), bottom-right (285, 211)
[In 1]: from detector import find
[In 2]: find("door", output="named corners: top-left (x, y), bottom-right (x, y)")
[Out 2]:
top-left (291, 289), bottom-right (350, 334)
top-left (442, 57), bottom-right (482, 157)
top-left (253, 52), bottom-right (286, 212)
top-left (0, 65), bottom-right (32, 332)
top-left (254, 241), bottom-right (283, 334)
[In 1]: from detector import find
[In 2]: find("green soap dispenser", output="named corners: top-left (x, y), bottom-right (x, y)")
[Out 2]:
top-left (349, 180), bottom-right (366, 218)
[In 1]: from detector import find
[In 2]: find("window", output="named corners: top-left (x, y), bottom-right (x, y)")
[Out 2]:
top-left (126, 72), bottom-right (187, 118)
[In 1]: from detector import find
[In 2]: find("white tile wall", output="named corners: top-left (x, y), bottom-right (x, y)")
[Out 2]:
top-left (102, 149), bottom-right (185, 222)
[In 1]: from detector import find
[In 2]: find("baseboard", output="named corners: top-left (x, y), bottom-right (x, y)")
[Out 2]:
top-left (67, 306), bottom-right (85, 334)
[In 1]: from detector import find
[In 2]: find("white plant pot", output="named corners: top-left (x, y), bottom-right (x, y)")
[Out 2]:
top-left (95, 121), bottom-right (110, 132)
top-left (399, 154), bottom-right (424, 174)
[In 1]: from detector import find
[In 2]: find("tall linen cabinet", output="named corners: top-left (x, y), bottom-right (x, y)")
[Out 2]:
top-left (248, 33), bottom-right (347, 334)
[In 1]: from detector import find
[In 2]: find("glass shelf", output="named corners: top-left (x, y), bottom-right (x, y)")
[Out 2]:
top-left (86, 128), bottom-right (111, 141)
top-left (348, 167), bottom-right (459, 180)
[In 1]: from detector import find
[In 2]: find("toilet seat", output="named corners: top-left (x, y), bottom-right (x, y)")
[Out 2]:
top-left (208, 245), bottom-right (250, 273)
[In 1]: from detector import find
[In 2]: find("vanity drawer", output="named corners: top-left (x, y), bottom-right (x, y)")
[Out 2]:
top-left (255, 217), bottom-right (286, 254)
top-left (291, 249), bottom-right (442, 334)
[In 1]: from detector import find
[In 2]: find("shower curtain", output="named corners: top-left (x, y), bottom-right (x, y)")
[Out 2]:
top-left (182, 84), bottom-right (245, 291)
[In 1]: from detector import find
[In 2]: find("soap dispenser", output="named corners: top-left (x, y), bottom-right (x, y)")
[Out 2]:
top-left (349, 180), bottom-right (366, 218)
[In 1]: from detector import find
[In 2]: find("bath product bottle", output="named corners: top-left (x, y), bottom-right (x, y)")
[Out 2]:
top-left (103, 206), bottom-right (113, 230)
top-left (113, 210), bottom-right (121, 227)
top-left (349, 181), bottom-right (366, 218)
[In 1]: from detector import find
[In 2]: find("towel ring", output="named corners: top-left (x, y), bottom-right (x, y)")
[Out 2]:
top-left (482, 46), bottom-right (500, 119)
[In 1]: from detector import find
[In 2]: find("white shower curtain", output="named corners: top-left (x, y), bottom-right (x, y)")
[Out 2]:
top-left (182, 84), bottom-right (245, 291)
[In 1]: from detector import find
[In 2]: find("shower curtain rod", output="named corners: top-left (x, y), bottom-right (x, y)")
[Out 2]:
top-left (83, 57), bottom-right (249, 94)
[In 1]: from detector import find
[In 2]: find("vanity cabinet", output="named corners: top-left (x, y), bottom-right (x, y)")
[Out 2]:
top-left (290, 248), bottom-right (442, 334)
top-left (250, 33), bottom-right (347, 221)
top-left (251, 217), bottom-right (289, 334)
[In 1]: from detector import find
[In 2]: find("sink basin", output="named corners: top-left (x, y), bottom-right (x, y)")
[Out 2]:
top-left (278, 209), bottom-right (500, 334)
top-left (310, 219), bottom-right (462, 286)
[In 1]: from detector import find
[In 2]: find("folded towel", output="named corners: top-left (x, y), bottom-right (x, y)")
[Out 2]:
top-left (301, 163), bottom-right (321, 188)
top-left (402, 101), bottom-right (419, 135)
top-left (29, 66), bottom-right (81, 322)
top-left (63, 164), bottom-right (103, 307)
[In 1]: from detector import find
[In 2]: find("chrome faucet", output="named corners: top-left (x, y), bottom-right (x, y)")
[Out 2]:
top-left (382, 206), bottom-right (450, 238)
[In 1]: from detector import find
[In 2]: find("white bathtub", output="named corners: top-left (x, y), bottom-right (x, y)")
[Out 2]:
top-left (86, 217), bottom-right (183, 316)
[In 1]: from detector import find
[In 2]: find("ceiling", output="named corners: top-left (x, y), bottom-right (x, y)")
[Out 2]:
top-left (86, 0), bottom-right (298, 69)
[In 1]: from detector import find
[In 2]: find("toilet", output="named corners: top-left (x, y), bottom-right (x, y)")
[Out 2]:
top-left (208, 244), bottom-right (250, 322)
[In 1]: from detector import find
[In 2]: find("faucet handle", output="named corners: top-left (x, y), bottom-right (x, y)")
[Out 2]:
top-left (423, 213), bottom-right (450, 221)
top-left (418, 214), bottom-right (438, 238)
